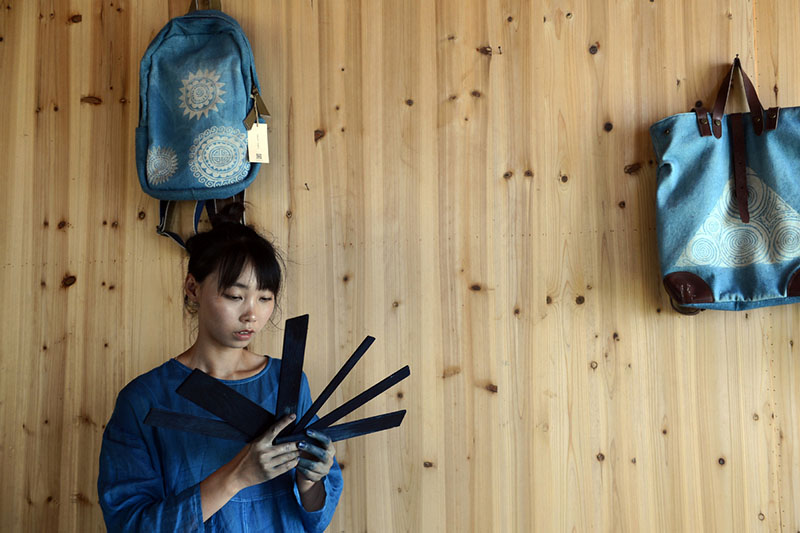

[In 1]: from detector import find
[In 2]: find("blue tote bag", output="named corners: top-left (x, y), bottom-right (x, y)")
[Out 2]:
top-left (650, 58), bottom-right (800, 313)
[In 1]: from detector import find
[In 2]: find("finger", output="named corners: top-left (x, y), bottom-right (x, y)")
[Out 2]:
top-left (305, 429), bottom-right (332, 447)
top-left (297, 457), bottom-right (326, 474)
top-left (297, 440), bottom-right (329, 462)
top-left (268, 456), bottom-right (301, 478)
top-left (263, 414), bottom-right (296, 443)
top-left (297, 458), bottom-right (328, 481)
top-left (263, 450), bottom-right (301, 471)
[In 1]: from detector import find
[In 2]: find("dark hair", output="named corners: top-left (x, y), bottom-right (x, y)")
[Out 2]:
top-left (184, 202), bottom-right (282, 302)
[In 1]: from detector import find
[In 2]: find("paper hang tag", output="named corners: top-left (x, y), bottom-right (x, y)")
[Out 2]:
top-left (247, 122), bottom-right (269, 163)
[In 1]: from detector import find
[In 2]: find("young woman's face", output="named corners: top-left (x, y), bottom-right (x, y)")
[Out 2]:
top-left (189, 262), bottom-right (275, 350)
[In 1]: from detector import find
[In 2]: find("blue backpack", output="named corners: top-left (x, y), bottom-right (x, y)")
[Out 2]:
top-left (136, 3), bottom-right (268, 246)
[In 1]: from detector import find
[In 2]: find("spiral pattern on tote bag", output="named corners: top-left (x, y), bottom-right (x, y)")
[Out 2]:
top-left (675, 169), bottom-right (800, 268)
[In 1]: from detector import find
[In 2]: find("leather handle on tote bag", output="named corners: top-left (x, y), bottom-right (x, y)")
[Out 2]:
top-left (701, 57), bottom-right (780, 138)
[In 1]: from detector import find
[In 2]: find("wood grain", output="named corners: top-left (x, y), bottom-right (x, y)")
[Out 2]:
top-left (0, 0), bottom-right (798, 531)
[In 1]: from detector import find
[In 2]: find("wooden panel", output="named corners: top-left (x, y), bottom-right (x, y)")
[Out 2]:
top-left (0, 0), bottom-right (798, 531)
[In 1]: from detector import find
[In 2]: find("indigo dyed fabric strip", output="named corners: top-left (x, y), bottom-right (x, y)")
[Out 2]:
top-left (144, 408), bottom-right (249, 442)
top-left (295, 336), bottom-right (375, 431)
top-left (275, 314), bottom-right (308, 436)
top-left (309, 366), bottom-right (410, 431)
top-left (274, 410), bottom-right (407, 444)
top-left (176, 369), bottom-right (274, 440)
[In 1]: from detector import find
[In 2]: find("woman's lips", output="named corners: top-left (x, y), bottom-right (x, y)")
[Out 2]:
top-left (234, 330), bottom-right (253, 340)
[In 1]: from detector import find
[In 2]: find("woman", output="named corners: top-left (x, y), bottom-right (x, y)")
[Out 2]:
top-left (98, 203), bottom-right (343, 531)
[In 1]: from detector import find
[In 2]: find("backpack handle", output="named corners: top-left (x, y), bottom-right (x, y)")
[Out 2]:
top-left (187, 0), bottom-right (222, 13)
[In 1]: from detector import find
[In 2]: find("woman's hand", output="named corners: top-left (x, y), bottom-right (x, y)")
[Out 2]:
top-left (235, 414), bottom-right (302, 489)
top-left (296, 429), bottom-right (335, 484)
top-left (201, 415), bottom-right (300, 521)
top-left (295, 429), bottom-right (335, 511)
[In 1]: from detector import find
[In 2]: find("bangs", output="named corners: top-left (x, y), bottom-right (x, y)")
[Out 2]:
top-left (213, 241), bottom-right (282, 295)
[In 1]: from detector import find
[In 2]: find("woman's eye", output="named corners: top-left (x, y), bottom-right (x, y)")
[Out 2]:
top-left (260, 297), bottom-right (273, 302)
top-left (224, 294), bottom-right (243, 301)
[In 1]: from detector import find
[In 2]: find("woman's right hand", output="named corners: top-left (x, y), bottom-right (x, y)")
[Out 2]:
top-left (235, 414), bottom-right (301, 489)
top-left (201, 415), bottom-right (301, 521)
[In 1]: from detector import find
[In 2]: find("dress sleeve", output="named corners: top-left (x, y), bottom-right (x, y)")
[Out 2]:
top-left (97, 385), bottom-right (204, 532)
top-left (291, 373), bottom-right (344, 533)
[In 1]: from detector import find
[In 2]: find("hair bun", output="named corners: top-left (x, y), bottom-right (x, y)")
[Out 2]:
top-left (210, 201), bottom-right (246, 228)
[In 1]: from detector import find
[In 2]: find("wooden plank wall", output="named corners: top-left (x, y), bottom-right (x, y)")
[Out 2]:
top-left (1, 0), bottom-right (798, 531)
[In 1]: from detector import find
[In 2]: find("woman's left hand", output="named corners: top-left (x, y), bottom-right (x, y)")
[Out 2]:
top-left (296, 429), bottom-right (335, 484)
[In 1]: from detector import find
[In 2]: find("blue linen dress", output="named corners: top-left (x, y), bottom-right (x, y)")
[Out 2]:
top-left (98, 358), bottom-right (343, 532)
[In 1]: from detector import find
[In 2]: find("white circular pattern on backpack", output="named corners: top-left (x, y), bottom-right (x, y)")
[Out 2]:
top-left (146, 146), bottom-right (178, 186)
top-left (179, 69), bottom-right (226, 120)
top-left (189, 126), bottom-right (249, 187)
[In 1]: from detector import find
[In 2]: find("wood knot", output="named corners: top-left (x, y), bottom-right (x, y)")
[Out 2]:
top-left (524, 169), bottom-right (533, 177)
top-left (405, 99), bottom-right (414, 106)
top-left (503, 171), bottom-right (512, 179)
top-left (718, 457), bottom-right (725, 465)
top-left (80, 96), bottom-right (102, 105)
top-left (442, 366), bottom-right (461, 379)
top-left (596, 452), bottom-right (605, 462)
top-left (590, 361), bottom-right (598, 370)
top-left (470, 284), bottom-right (481, 291)
top-left (624, 163), bottom-right (641, 174)
top-left (603, 122), bottom-right (613, 131)
top-left (61, 275), bottom-right (77, 288)
top-left (476, 45), bottom-right (493, 56)
top-left (71, 492), bottom-right (91, 505)
top-left (423, 461), bottom-right (434, 468)
top-left (471, 90), bottom-right (482, 97)
top-left (618, 201), bottom-right (626, 208)
top-left (560, 175), bottom-right (568, 183)
top-left (138, 211), bottom-right (146, 220)
top-left (575, 295), bottom-right (585, 305)
top-left (314, 129), bottom-right (325, 143)
top-left (546, 296), bottom-right (552, 304)
top-left (589, 43), bottom-right (599, 54)
top-left (70, 14), bottom-right (82, 23)
top-left (485, 383), bottom-right (498, 393)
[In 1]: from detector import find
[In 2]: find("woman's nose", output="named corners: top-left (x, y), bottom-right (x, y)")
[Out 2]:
top-left (241, 305), bottom-right (257, 322)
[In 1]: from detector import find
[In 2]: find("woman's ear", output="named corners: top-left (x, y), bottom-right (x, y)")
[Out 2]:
top-left (184, 274), bottom-right (200, 303)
